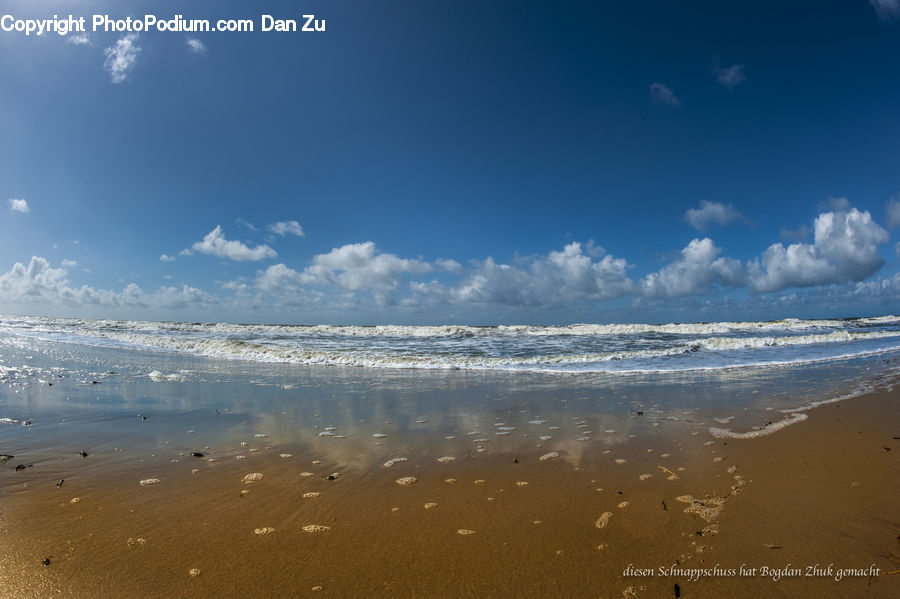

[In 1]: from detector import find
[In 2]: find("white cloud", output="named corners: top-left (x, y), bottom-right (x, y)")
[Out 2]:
top-left (191, 226), bottom-right (277, 261)
top-left (267, 220), bottom-right (305, 237)
top-left (186, 37), bottom-right (206, 53)
top-left (435, 259), bottom-right (463, 273)
top-left (8, 198), bottom-right (29, 213)
top-left (871, 0), bottom-right (900, 19)
top-left (160, 254), bottom-right (176, 263)
top-left (414, 242), bottom-right (634, 307)
top-left (236, 218), bottom-right (259, 231)
top-left (0, 256), bottom-right (217, 311)
top-left (305, 242), bottom-right (431, 303)
top-left (103, 34), bottom-right (140, 84)
top-left (67, 33), bottom-right (91, 45)
top-left (714, 64), bottom-right (745, 89)
top-left (747, 207), bottom-right (889, 293)
top-left (61, 259), bottom-right (78, 268)
top-left (685, 200), bottom-right (744, 230)
top-left (642, 238), bottom-right (745, 298)
top-left (885, 197), bottom-right (900, 228)
top-left (650, 82), bottom-right (680, 106)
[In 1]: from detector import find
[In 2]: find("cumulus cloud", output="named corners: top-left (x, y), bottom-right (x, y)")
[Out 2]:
top-left (714, 64), bottom-right (745, 89)
top-left (685, 200), bottom-right (744, 231)
top-left (642, 238), bottom-right (745, 298)
top-left (186, 37), bottom-right (206, 53)
top-left (650, 82), bottom-right (681, 106)
top-left (191, 226), bottom-right (277, 261)
top-left (414, 242), bottom-right (635, 307)
top-left (103, 34), bottom-right (140, 83)
top-left (871, 0), bottom-right (900, 19)
top-left (267, 220), bottom-right (305, 237)
top-left (256, 242), bottom-right (431, 305)
top-left (747, 207), bottom-right (889, 293)
top-left (0, 256), bottom-right (217, 311)
top-left (160, 254), bottom-right (176, 263)
top-left (885, 197), bottom-right (900, 228)
top-left (60, 259), bottom-right (78, 268)
top-left (8, 198), bottom-right (29, 213)
top-left (305, 242), bottom-right (431, 303)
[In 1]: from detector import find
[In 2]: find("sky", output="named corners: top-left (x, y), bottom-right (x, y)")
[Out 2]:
top-left (1, 0), bottom-right (899, 325)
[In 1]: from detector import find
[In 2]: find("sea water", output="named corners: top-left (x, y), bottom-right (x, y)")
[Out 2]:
top-left (2, 315), bottom-right (900, 474)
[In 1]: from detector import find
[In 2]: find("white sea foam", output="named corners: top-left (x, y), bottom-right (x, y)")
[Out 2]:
top-left (2, 314), bottom-right (899, 375)
top-left (709, 413), bottom-right (808, 439)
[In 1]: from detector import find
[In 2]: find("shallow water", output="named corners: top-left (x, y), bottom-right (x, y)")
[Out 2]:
top-left (2, 328), bottom-right (900, 478)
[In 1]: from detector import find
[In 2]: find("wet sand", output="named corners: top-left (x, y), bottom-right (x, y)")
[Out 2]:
top-left (1, 386), bottom-right (897, 598)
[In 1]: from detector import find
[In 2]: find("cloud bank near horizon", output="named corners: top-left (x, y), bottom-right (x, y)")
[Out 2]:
top-left (2, 202), bottom-right (899, 322)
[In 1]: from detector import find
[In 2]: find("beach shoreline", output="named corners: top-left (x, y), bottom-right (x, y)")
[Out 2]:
top-left (1, 378), bottom-right (897, 598)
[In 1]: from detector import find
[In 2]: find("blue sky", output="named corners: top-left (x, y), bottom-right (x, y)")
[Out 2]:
top-left (1, 0), bottom-right (900, 324)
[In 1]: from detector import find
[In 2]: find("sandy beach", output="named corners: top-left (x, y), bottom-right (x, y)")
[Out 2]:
top-left (2, 377), bottom-right (896, 598)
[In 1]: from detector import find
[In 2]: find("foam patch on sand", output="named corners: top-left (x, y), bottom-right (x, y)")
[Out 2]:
top-left (302, 492), bottom-right (320, 498)
top-left (457, 529), bottom-right (476, 536)
top-left (436, 456), bottom-right (457, 463)
top-left (395, 477), bottom-right (417, 485)
top-left (709, 413), bottom-right (807, 439)
top-left (139, 478), bottom-right (160, 486)
top-left (302, 525), bottom-right (331, 533)
top-left (594, 512), bottom-right (613, 528)
top-left (676, 495), bottom-right (726, 522)
top-left (254, 527), bottom-right (275, 535)
top-left (242, 473), bottom-right (264, 482)
top-left (539, 452), bottom-right (560, 461)
top-left (383, 458), bottom-right (408, 467)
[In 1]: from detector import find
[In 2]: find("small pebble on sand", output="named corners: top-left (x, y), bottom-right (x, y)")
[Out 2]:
top-left (617, 501), bottom-right (630, 509)
top-left (189, 569), bottom-right (200, 577)
top-left (302, 492), bottom-right (321, 498)
top-left (639, 473), bottom-right (652, 480)
top-left (242, 473), bottom-right (264, 483)
top-left (457, 529), bottom-right (476, 536)
top-left (424, 502), bottom-right (438, 509)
